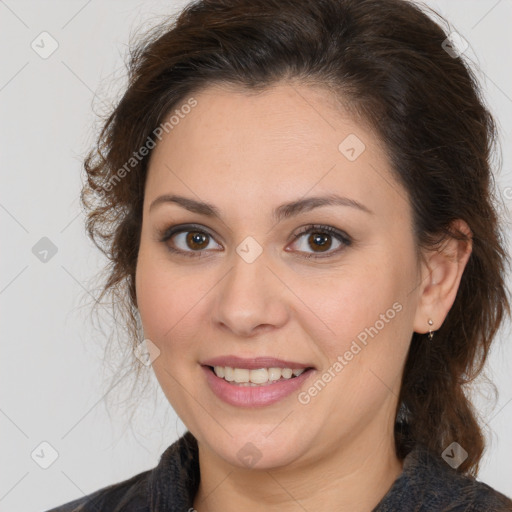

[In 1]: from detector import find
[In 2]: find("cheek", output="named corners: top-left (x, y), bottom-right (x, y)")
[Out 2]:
top-left (294, 261), bottom-right (394, 341)
top-left (135, 251), bottom-right (217, 363)
top-left (135, 253), bottom-right (190, 344)
top-left (296, 254), bottom-right (412, 372)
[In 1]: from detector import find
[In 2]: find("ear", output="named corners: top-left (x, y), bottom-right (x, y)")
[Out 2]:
top-left (413, 219), bottom-right (473, 335)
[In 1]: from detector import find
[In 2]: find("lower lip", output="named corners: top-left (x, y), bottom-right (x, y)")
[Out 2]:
top-left (202, 365), bottom-right (315, 408)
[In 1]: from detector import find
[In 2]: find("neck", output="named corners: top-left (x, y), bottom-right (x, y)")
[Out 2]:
top-left (192, 431), bottom-right (403, 512)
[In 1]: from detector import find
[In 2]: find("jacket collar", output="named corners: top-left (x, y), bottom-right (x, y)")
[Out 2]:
top-left (149, 430), bottom-right (200, 511)
top-left (147, 431), bottom-right (502, 511)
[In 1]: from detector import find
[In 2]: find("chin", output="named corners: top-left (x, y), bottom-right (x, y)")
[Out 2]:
top-left (203, 428), bottom-right (310, 470)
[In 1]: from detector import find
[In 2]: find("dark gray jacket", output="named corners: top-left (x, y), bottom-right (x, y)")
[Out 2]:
top-left (45, 431), bottom-right (512, 511)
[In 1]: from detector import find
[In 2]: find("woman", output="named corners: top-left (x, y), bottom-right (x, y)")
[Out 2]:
top-left (47, 0), bottom-right (512, 510)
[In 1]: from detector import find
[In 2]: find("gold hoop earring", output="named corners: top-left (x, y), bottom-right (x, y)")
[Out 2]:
top-left (428, 318), bottom-right (434, 340)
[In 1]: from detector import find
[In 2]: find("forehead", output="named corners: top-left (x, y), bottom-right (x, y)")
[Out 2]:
top-left (145, 82), bottom-right (409, 223)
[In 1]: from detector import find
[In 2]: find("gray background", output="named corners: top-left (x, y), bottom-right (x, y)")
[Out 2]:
top-left (1, 1), bottom-right (511, 510)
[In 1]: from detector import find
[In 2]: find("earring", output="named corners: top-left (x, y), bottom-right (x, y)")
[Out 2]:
top-left (427, 319), bottom-right (434, 340)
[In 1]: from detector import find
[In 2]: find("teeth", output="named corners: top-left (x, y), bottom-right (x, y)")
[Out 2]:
top-left (213, 366), bottom-right (306, 384)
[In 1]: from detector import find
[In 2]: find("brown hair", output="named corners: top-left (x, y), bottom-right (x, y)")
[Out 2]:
top-left (81, 0), bottom-right (510, 475)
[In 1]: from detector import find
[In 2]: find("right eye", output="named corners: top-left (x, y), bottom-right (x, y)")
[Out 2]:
top-left (159, 224), bottom-right (223, 257)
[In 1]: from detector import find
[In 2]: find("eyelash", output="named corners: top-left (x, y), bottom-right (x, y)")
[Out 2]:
top-left (158, 223), bottom-right (352, 260)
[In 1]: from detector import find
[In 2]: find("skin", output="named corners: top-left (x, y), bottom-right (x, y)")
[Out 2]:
top-left (135, 82), bottom-right (472, 512)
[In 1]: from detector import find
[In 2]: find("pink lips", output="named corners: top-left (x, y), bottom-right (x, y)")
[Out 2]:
top-left (201, 364), bottom-right (315, 408)
top-left (201, 355), bottom-right (314, 370)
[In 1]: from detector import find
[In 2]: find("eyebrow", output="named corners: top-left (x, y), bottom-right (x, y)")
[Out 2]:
top-left (149, 193), bottom-right (373, 221)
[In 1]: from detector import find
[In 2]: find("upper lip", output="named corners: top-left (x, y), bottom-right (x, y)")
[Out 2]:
top-left (201, 355), bottom-right (314, 370)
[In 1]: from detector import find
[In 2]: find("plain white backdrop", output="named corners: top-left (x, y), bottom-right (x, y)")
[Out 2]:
top-left (1, 1), bottom-right (511, 510)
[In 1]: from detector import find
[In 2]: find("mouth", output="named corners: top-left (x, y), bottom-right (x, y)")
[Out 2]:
top-left (201, 364), bottom-right (316, 407)
top-left (203, 364), bottom-right (315, 386)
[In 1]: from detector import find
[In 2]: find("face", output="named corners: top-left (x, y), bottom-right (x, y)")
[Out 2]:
top-left (135, 82), bottom-right (424, 471)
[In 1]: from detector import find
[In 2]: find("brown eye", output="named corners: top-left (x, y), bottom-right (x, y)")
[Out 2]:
top-left (306, 232), bottom-right (333, 252)
top-left (158, 223), bottom-right (351, 260)
top-left (185, 231), bottom-right (210, 250)
top-left (159, 224), bottom-right (222, 257)
top-left (289, 224), bottom-right (352, 259)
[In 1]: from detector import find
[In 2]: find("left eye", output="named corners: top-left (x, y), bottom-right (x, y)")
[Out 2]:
top-left (288, 224), bottom-right (352, 259)
top-left (159, 223), bottom-right (351, 259)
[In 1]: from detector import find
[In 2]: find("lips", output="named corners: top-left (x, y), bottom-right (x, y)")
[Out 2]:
top-left (200, 355), bottom-right (315, 370)
top-left (202, 364), bottom-right (316, 407)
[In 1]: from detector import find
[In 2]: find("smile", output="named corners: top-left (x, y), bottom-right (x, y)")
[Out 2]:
top-left (202, 365), bottom-right (315, 407)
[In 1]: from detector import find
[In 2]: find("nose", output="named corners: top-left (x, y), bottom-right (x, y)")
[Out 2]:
top-left (212, 248), bottom-right (289, 338)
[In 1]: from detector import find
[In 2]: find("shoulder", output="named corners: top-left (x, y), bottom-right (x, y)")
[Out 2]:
top-left (43, 469), bottom-right (151, 512)
top-left (374, 445), bottom-right (512, 511)
top-left (443, 474), bottom-right (512, 511)
top-left (43, 431), bottom-right (200, 512)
